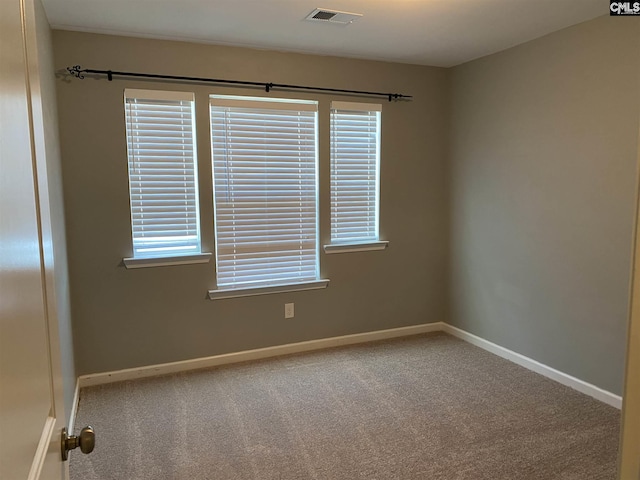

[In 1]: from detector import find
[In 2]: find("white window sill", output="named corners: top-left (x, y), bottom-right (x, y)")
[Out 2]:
top-left (323, 241), bottom-right (389, 254)
top-left (123, 253), bottom-right (212, 269)
top-left (208, 279), bottom-right (329, 300)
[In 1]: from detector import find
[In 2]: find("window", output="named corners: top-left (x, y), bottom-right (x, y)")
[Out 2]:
top-left (209, 95), bottom-right (327, 297)
top-left (123, 89), bottom-right (208, 268)
top-left (326, 101), bottom-right (387, 253)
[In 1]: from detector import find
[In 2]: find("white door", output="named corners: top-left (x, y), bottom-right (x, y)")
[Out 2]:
top-left (0, 0), bottom-right (67, 479)
top-left (619, 120), bottom-right (640, 478)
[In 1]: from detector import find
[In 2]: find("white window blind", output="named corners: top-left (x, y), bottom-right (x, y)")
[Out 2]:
top-left (210, 96), bottom-right (319, 289)
top-left (124, 89), bottom-right (201, 258)
top-left (330, 101), bottom-right (381, 244)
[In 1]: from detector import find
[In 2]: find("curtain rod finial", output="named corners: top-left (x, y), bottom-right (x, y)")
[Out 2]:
top-left (67, 65), bottom-right (85, 79)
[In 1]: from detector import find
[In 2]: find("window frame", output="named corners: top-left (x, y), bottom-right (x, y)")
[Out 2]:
top-left (121, 88), bottom-right (210, 268)
top-left (325, 101), bottom-right (388, 254)
top-left (208, 94), bottom-right (328, 299)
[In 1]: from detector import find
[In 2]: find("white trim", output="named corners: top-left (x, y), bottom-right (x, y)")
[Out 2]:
top-left (324, 241), bottom-right (388, 254)
top-left (27, 416), bottom-right (57, 480)
top-left (331, 101), bottom-right (382, 112)
top-left (68, 379), bottom-right (80, 434)
top-left (78, 322), bottom-right (444, 387)
top-left (210, 96), bottom-right (318, 111)
top-left (208, 279), bottom-right (329, 300)
top-left (75, 321), bottom-right (621, 409)
top-left (123, 252), bottom-right (211, 269)
top-left (442, 324), bottom-right (622, 409)
top-left (124, 88), bottom-right (194, 102)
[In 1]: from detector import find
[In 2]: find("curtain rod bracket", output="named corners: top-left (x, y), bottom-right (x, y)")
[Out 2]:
top-left (107, 70), bottom-right (113, 81)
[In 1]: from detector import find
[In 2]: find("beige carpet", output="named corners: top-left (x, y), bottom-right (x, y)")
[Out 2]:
top-left (71, 333), bottom-right (620, 479)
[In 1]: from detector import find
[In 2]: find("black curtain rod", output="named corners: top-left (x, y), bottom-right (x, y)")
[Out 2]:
top-left (66, 65), bottom-right (412, 102)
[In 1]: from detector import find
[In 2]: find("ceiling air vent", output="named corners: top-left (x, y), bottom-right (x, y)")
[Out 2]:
top-left (305, 8), bottom-right (363, 25)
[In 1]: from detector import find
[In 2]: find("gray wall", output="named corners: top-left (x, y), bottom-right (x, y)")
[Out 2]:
top-left (52, 31), bottom-right (449, 375)
top-left (32, 0), bottom-right (76, 422)
top-left (54, 17), bottom-right (640, 395)
top-left (449, 16), bottom-right (640, 395)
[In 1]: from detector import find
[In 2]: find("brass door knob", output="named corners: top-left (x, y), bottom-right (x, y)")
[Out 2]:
top-left (61, 426), bottom-right (95, 461)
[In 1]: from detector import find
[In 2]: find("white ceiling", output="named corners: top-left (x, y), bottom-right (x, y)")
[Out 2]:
top-left (41, 0), bottom-right (605, 67)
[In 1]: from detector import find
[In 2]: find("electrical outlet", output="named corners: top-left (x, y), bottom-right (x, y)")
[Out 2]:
top-left (285, 303), bottom-right (295, 319)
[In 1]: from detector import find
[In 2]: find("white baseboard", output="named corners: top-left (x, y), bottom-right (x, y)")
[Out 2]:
top-left (78, 322), bottom-right (445, 388)
top-left (68, 379), bottom-right (80, 433)
top-left (442, 324), bottom-right (622, 409)
top-left (76, 321), bottom-right (621, 410)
